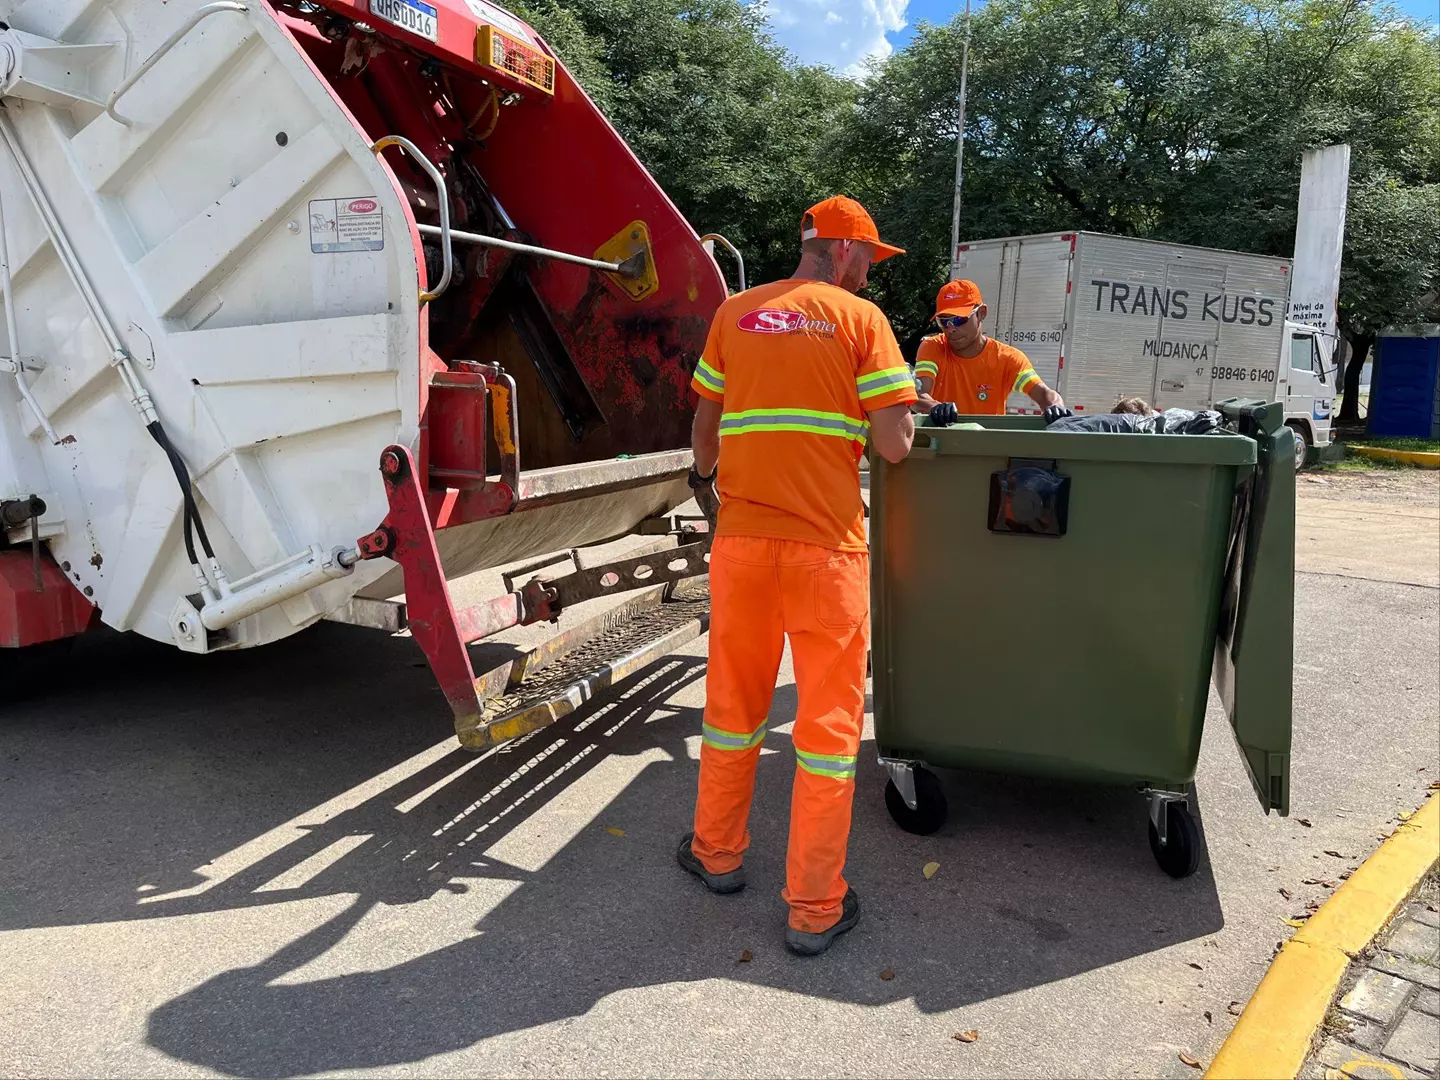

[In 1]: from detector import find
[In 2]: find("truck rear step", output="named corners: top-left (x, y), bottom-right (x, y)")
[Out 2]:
top-left (471, 580), bottom-right (709, 747)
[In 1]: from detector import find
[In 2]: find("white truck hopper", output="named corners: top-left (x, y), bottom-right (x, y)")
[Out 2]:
top-left (0, 0), bottom-right (726, 745)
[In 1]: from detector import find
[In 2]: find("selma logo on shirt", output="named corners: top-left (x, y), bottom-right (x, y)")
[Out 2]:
top-left (736, 308), bottom-right (837, 336)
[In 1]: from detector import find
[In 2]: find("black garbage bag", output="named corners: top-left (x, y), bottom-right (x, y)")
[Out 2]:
top-left (1045, 408), bottom-right (1225, 435)
top-left (1152, 408), bottom-right (1225, 435)
top-left (1045, 412), bottom-right (1147, 433)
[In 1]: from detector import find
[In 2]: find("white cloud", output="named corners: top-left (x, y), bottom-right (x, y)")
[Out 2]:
top-left (763, 0), bottom-right (909, 77)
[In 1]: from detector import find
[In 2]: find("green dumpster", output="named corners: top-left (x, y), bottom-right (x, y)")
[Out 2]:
top-left (869, 399), bottom-right (1295, 877)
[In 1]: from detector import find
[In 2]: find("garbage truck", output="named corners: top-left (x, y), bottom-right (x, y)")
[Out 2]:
top-left (0, 0), bottom-right (729, 747)
top-left (951, 231), bottom-right (1335, 469)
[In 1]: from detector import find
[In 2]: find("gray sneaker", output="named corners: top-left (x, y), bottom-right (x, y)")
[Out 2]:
top-left (676, 832), bottom-right (746, 894)
top-left (785, 888), bottom-right (861, 956)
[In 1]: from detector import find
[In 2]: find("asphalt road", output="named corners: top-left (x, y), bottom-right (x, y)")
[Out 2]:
top-left (1, 471), bottom-right (1436, 1078)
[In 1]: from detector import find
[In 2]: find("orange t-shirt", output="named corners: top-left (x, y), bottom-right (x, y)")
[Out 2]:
top-left (914, 335), bottom-right (1040, 414)
top-left (691, 279), bottom-right (917, 551)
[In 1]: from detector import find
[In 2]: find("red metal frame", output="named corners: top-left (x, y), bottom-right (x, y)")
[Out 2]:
top-left (267, 0), bottom-right (727, 483)
top-left (262, 1), bottom-right (727, 742)
top-left (354, 439), bottom-right (709, 748)
top-left (0, 550), bottom-right (96, 649)
top-left (358, 444), bottom-right (555, 748)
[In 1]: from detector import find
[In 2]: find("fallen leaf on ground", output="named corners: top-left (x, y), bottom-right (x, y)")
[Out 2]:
top-left (604, 826), bottom-right (626, 837)
top-left (1297, 818), bottom-right (1313, 827)
top-left (1203, 1011), bottom-right (1213, 1024)
top-left (923, 861), bottom-right (940, 880)
top-left (1302, 878), bottom-right (1322, 885)
top-left (1285, 918), bottom-right (1308, 928)
top-left (1187, 962), bottom-right (1203, 970)
top-left (952, 1030), bottom-right (979, 1043)
top-left (1339, 870), bottom-right (1353, 880)
top-left (1179, 1052), bottom-right (1202, 1069)
top-left (1227, 1001), bottom-right (1243, 1016)
top-left (1279, 887), bottom-right (1293, 900)
top-left (1323, 849), bottom-right (1343, 858)
top-left (1429, 781), bottom-right (1440, 790)
top-left (879, 968), bottom-right (895, 981)
top-left (738, 950), bottom-right (752, 963)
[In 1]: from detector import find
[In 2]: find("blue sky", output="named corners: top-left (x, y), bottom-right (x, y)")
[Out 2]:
top-left (766, 0), bottom-right (1440, 75)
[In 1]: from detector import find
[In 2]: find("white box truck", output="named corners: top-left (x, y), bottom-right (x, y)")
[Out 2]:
top-left (951, 231), bottom-right (1334, 465)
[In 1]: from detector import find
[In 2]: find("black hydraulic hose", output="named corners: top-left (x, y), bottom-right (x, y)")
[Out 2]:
top-left (145, 420), bottom-right (216, 567)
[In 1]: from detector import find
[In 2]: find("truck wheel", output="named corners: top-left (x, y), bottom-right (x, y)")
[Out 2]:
top-left (1148, 802), bottom-right (1201, 879)
top-left (884, 767), bottom-right (948, 835)
top-left (1286, 423), bottom-right (1311, 474)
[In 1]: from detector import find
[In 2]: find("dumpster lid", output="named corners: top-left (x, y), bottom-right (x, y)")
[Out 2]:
top-left (1211, 399), bottom-right (1295, 816)
top-left (912, 425), bottom-right (1257, 466)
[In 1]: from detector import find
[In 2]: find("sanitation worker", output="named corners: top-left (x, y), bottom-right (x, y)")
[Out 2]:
top-left (680, 195), bottom-right (918, 956)
top-left (914, 279), bottom-right (1068, 422)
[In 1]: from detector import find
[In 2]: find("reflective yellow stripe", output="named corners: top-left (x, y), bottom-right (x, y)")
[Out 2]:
top-left (703, 722), bottom-right (765, 751)
top-left (694, 359), bottom-right (725, 394)
top-left (915, 361), bottom-right (940, 379)
top-left (795, 748), bottom-right (857, 780)
top-left (719, 408), bottom-right (869, 444)
top-left (856, 366), bottom-right (913, 401)
top-left (1014, 368), bottom-right (1041, 393)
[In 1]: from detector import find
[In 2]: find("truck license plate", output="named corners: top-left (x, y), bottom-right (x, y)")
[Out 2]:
top-left (370, 0), bottom-right (439, 42)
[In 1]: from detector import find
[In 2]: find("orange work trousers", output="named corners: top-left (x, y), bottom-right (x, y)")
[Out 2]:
top-left (691, 536), bottom-right (870, 933)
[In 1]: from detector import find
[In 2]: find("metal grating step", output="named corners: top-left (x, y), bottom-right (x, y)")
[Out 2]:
top-left (472, 581), bottom-right (709, 747)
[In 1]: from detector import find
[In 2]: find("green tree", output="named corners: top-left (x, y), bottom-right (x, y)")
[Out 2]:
top-left (831, 0), bottom-right (1440, 365)
top-left (831, 0), bottom-right (1251, 344)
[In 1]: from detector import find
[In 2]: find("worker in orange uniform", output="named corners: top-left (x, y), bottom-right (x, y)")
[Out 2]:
top-left (680, 196), bottom-right (922, 956)
top-left (914, 279), bottom-right (1068, 421)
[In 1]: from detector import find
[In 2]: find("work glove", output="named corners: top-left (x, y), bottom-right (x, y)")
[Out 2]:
top-left (929, 401), bottom-right (959, 428)
top-left (1043, 405), bottom-right (1074, 425)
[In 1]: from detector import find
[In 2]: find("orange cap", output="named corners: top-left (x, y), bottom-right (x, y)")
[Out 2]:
top-left (800, 195), bottom-right (905, 262)
top-left (935, 279), bottom-right (984, 318)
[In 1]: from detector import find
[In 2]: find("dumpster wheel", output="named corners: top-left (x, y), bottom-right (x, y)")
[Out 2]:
top-left (1147, 801), bottom-right (1201, 879)
top-left (884, 767), bottom-right (948, 835)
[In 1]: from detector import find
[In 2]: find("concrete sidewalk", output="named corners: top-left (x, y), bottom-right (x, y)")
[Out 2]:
top-left (1305, 875), bottom-right (1440, 1079)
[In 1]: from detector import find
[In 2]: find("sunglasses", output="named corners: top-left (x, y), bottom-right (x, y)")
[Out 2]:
top-left (936, 314), bottom-right (972, 329)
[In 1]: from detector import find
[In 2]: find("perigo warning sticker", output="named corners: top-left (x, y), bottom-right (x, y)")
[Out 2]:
top-left (309, 197), bottom-right (384, 253)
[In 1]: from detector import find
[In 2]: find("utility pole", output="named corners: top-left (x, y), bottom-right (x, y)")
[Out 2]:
top-left (948, 0), bottom-right (974, 276)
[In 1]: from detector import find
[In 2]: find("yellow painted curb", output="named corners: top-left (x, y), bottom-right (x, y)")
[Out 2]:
top-left (1348, 445), bottom-right (1440, 469)
top-left (1205, 796), bottom-right (1440, 1080)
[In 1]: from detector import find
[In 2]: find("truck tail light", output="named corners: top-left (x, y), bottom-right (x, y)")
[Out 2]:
top-left (477, 25), bottom-right (555, 96)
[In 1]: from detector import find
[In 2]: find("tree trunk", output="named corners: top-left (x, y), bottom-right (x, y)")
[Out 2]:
top-left (1337, 329), bottom-right (1374, 425)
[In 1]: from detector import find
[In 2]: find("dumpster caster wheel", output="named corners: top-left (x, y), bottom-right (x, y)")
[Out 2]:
top-left (885, 768), bottom-right (947, 835)
top-left (1148, 802), bottom-right (1201, 879)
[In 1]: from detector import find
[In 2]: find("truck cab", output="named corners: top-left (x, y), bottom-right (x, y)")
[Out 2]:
top-left (1280, 320), bottom-right (1334, 465)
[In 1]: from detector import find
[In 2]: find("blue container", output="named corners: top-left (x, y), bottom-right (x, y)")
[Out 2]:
top-left (1369, 331), bottom-right (1440, 439)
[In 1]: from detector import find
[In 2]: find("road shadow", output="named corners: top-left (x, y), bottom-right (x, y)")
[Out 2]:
top-left (0, 619), bottom-right (528, 927)
top-left (1, 622), bottom-right (1225, 1077)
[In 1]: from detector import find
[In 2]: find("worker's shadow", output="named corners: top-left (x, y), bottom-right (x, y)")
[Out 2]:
top-left (138, 668), bottom-right (1226, 1078)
